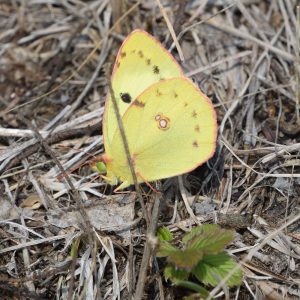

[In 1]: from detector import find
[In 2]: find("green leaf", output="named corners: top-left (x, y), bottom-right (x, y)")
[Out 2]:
top-left (174, 280), bottom-right (210, 299)
top-left (92, 161), bottom-right (107, 173)
top-left (164, 264), bottom-right (189, 281)
top-left (192, 252), bottom-right (242, 287)
top-left (157, 226), bottom-right (173, 241)
top-left (156, 240), bottom-right (178, 257)
top-left (169, 248), bottom-right (204, 269)
top-left (157, 241), bottom-right (203, 269)
top-left (70, 237), bottom-right (80, 258)
top-left (183, 224), bottom-right (234, 254)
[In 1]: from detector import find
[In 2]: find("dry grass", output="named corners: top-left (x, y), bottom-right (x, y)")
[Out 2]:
top-left (0, 0), bottom-right (299, 299)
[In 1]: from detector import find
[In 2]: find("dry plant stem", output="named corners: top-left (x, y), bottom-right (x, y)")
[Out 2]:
top-left (134, 194), bottom-right (161, 300)
top-left (7, 1), bottom-right (141, 113)
top-left (111, 0), bottom-right (124, 33)
top-left (128, 243), bottom-right (134, 299)
top-left (17, 116), bottom-right (94, 264)
top-left (155, 258), bottom-right (165, 300)
top-left (155, 0), bottom-right (184, 61)
top-left (1, 121), bottom-right (101, 174)
top-left (172, 0), bottom-right (188, 37)
top-left (107, 80), bottom-right (149, 225)
top-left (206, 19), bottom-right (294, 62)
top-left (67, 238), bottom-right (80, 300)
top-left (20, 212), bottom-right (35, 292)
top-left (222, 137), bottom-right (300, 181)
top-left (296, 6), bottom-right (300, 122)
top-left (173, 3), bottom-right (236, 48)
top-left (0, 283), bottom-right (47, 300)
top-left (63, 38), bottom-right (111, 121)
top-left (44, 23), bottom-right (85, 93)
top-left (1, 2), bottom-right (299, 298)
top-left (0, 233), bottom-right (73, 255)
top-left (186, 50), bottom-right (252, 77)
top-left (220, 23), bottom-right (285, 134)
top-left (93, 241), bottom-right (102, 300)
top-left (23, 119), bottom-right (95, 298)
top-left (178, 176), bottom-right (200, 224)
top-left (242, 267), bottom-right (284, 300)
top-left (208, 213), bottom-right (300, 299)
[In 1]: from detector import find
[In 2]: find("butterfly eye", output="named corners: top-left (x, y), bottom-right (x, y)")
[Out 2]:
top-left (120, 93), bottom-right (132, 103)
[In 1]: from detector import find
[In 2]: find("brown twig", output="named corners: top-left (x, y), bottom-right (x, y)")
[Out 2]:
top-left (107, 79), bottom-right (149, 226)
top-left (6, 1), bottom-right (141, 113)
top-left (134, 193), bottom-right (161, 300)
top-left (1, 121), bottom-right (101, 174)
top-left (17, 115), bottom-right (94, 299)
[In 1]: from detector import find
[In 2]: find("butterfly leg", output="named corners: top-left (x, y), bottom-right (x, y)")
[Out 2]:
top-left (136, 172), bottom-right (158, 193)
top-left (113, 180), bottom-right (130, 192)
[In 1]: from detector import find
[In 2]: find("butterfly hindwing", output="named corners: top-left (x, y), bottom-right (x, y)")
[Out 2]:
top-left (107, 78), bottom-right (217, 184)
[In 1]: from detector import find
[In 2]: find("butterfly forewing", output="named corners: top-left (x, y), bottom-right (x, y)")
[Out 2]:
top-left (103, 30), bottom-right (184, 158)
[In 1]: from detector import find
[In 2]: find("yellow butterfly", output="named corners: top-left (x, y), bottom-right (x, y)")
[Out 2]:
top-left (99, 30), bottom-right (217, 191)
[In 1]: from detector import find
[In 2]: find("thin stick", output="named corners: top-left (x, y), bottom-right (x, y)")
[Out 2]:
top-left (296, 6), bottom-right (300, 122)
top-left (205, 18), bottom-right (294, 62)
top-left (7, 1), bottom-right (140, 113)
top-left (107, 80), bottom-right (149, 226)
top-left (207, 213), bottom-right (300, 299)
top-left (155, 0), bottom-right (184, 61)
top-left (172, 2), bottom-right (236, 49)
top-left (134, 194), bottom-right (161, 300)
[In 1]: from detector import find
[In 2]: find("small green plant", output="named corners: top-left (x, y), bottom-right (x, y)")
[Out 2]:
top-left (156, 224), bottom-right (242, 298)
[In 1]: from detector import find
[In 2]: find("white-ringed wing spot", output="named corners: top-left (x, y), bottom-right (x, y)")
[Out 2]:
top-left (155, 113), bottom-right (170, 130)
top-left (155, 114), bottom-right (161, 121)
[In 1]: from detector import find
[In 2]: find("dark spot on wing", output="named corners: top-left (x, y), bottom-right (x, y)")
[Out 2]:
top-left (120, 93), bottom-right (132, 103)
top-left (153, 65), bottom-right (160, 74)
top-left (138, 50), bottom-right (144, 58)
top-left (192, 141), bottom-right (199, 147)
top-left (156, 89), bottom-right (162, 96)
top-left (133, 99), bottom-right (145, 107)
top-left (120, 51), bottom-right (126, 58)
top-left (146, 58), bottom-right (151, 65)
